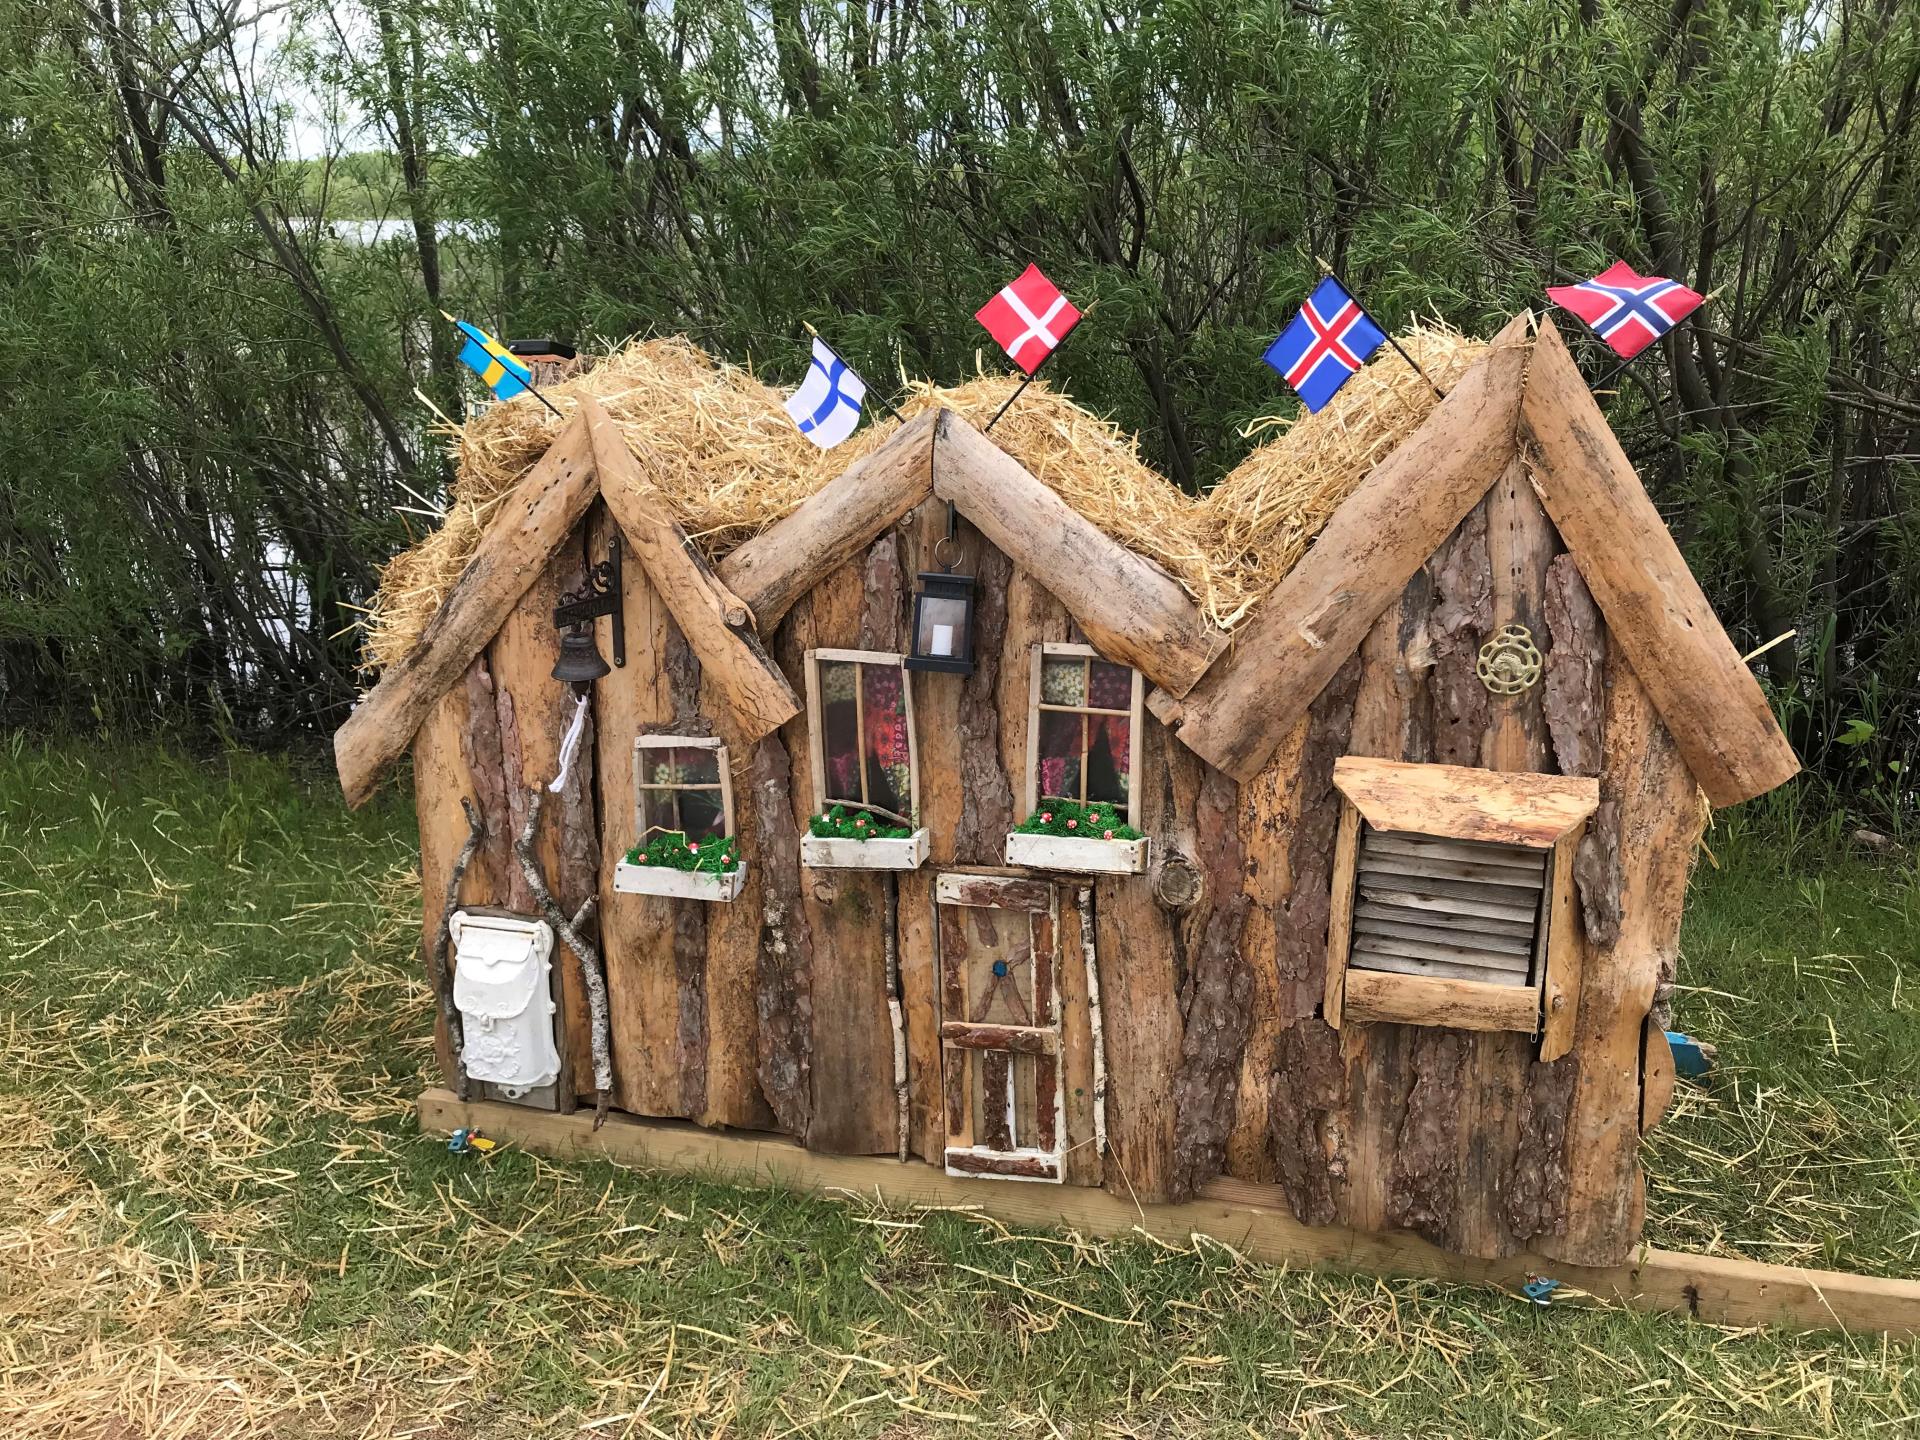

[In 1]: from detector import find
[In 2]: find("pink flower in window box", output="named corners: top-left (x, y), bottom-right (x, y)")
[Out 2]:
top-left (1066, 818), bottom-right (1078, 829)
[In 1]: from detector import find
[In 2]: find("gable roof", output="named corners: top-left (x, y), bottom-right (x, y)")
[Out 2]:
top-left (360, 328), bottom-right (1486, 671)
top-left (1153, 314), bottom-right (1799, 806)
top-left (337, 316), bottom-right (1798, 813)
top-left (335, 398), bottom-right (802, 809)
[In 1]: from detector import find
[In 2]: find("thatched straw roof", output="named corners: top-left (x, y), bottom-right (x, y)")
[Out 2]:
top-left (363, 324), bottom-right (1486, 670)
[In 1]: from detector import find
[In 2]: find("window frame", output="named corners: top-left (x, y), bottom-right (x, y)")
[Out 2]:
top-left (1321, 755), bottom-right (1598, 1059)
top-left (1023, 642), bottom-right (1145, 830)
top-left (632, 735), bottom-right (734, 843)
top-left (802, 648), bottom-right (921, 823)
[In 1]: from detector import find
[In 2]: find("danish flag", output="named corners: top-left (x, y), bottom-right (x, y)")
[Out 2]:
top-left (1547, 262), bottom-right (1703, 360)
top-left (975, 264), bottom-right (1081, 374)
top-left (1262, 277), bottom-right (1387, 413)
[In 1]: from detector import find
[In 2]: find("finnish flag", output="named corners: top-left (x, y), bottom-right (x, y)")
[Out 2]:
top-left (784, 336), bottom-right (867, 449)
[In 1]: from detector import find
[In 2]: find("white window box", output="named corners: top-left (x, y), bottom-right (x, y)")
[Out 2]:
top-left (1004, 832), bottom-right (1151, 876)
top-left (613, 859), bottom-right (747, 903)
top-left (800, 827), bottom-right (930, 871)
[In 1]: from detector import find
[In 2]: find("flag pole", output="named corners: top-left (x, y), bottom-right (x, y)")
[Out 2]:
top-left (1588, 287), bottom-right (1723, 395)
top-left (803, 321), bottom-right (910, 426)
top-left (985, 322), bottom-right (1079, 434)
top-left (442, 311), bottom-right (565, 419)
top-left (1314, 257), bottom-right (1445, 401)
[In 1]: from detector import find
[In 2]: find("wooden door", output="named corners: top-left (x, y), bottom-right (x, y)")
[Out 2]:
top-left (935, 873), bottom-right (1064, 1182)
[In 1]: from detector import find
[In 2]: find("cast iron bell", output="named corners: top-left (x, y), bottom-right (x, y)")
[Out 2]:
top-left (551, 626), bottom-right (611, 685)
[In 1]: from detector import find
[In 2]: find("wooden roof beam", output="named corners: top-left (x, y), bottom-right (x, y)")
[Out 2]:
top-left (718, 410), bottom-right (938, 631)
top-left (334, 412), bottom-right (599, 809)
top-left (1152, 312), bottom-right (1536, 782)
top-left (1518, 318), bottom-right (1798, 806)
top-left (582, 397), bottom-right (800, 745)
top-left (932, 410), bottom-right (1229, 697)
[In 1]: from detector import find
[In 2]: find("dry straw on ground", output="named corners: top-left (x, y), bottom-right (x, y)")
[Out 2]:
top-left (364, 323), bottom-right (1490, 669)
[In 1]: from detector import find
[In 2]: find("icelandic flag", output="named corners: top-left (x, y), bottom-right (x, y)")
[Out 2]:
top-left (1263, 277), bottom-right (1387, 413)
top-left (446, 312), bottom-right (533, 400)
top-left (784, 336), bottom-right (867, 449)
top-left (1547, 262), bottom-right (1703, 360)
top-left (976, 263), bottom-right (1081, 374)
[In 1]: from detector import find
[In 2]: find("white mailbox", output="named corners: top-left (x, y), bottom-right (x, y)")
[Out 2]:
top-left (451, 911), bottom-right (560, 1098)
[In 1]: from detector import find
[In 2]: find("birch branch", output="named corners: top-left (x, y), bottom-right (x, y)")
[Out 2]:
top-left (514, 785), bottom-right (614, 1124)
top-left (425, 797), bottom-right (482, 1101)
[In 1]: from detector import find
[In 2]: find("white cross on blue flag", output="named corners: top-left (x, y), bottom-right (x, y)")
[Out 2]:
top-left (784, 337), bottom-right (868, 449)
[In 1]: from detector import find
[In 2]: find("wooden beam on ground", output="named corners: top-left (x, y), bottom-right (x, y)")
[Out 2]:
top-left (1518, 318), bottom-right (1800, 807)
top-left (335, 415), bottom-right (597, 809)
top-left (1152, 312), bottom-right (1535, 782)
top-left (718, 411), bottom-right (937, 631)
top-left (931, 411), bottom-right (1229, 697)
top-left (417, 1089), bottom-right (1920, 1337)
top-left (581, 397), bottom-right (801, 745)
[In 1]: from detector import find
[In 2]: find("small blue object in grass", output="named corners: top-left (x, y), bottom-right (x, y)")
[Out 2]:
top-left (448, 1128), bottom-right (473, 1154)
top-left (1666, 1030), bottom-right (1716, 1079)
top-left (1522, 1275), bottom-right (1561, 1306)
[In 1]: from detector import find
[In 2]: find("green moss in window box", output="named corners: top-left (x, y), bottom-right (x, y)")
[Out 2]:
top-left (625, 830), bottom-right (740, 874)
top-left (1014, 799), bottom-right (1142, 842)
top-left (807, 804), bottom-right (914, 841)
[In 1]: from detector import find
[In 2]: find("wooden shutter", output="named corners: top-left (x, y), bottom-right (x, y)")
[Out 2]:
top-left (1322, 756), bottom-right (1599, 1053)
top-left (1350, 829), bottom-right (1547, 987)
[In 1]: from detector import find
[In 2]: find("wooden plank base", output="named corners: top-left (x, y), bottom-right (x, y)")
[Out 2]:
top-left (416, 1089), bottom-right (1920, 1337)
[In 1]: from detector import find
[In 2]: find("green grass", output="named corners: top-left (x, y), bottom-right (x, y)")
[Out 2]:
top-left (0, 735), bottom-right (1915, 1438)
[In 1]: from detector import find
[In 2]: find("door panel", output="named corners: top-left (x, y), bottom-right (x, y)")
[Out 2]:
top-left (936, 873), bottom-right (1064, 1182)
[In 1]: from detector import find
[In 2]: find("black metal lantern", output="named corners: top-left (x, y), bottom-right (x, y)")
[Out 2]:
top-left (904, 499), bottom-right (976, 676)
top-left (550, 532), bottom-right (625, 689)
top-left (904, 569), bottom-right (976, 675)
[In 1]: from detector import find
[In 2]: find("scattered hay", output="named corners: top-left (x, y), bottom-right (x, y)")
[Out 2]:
top-left (363, 322), bottom-right (1491, 670)
top-left (4, 743), bottom-right (1918, 1438)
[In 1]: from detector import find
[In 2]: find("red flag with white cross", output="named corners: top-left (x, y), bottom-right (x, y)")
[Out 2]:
top-left (975, 264), bottom-right (1081, 374)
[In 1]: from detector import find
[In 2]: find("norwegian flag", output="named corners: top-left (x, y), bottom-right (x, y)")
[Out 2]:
top-left (1547, 262), bottom-right (1703, 360)
top-left (1262, 277), bottom-right (1387, 413)
top-left (975, 264), bottom-right (1081, 374)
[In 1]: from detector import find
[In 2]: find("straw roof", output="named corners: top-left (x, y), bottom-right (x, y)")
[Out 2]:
top-left (363, 324), bottom-right (1488, 670)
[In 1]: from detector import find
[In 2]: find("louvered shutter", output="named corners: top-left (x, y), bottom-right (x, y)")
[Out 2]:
top-left (1349, 829), bottom-right (1547, 988)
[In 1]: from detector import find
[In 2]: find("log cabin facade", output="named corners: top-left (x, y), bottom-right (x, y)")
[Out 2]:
top-left (337, 314), bottom-right (1800, 1268)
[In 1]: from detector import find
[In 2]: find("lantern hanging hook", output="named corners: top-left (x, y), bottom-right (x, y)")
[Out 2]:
top-left (934, 500), bottom-right (960, 573)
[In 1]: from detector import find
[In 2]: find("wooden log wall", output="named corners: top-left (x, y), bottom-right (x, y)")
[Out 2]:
top-left (406, 477), bottom-right (1694, 1263)
top-left (1218, 467), bottom-right (1701, 1265)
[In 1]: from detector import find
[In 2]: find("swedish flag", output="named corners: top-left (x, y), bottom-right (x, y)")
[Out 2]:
top-left (445, 312), bottom-right (533, 399)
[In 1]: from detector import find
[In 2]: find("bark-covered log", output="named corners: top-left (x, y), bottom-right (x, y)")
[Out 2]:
top-left (1542, 553), bottom-right (1605, 779)
top-left (1267, 1021), bottom-right (1348, 1225)
top-left (1505, 1058), bottom-right (1576, 1242)
top-left (751, 735), bottom-right (813, 1136)
top-left (1168, 766), bottom-right (1250, 1201)
top-left (1427, 500), bottom-right (1491, 765)
top-left (954, 543), bottom-right (1014, 863)
top-left (1385, 1030), bottom-right (1465, 1242)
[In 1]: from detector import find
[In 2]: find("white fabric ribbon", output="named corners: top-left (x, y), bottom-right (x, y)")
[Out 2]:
top-left (547, 692), bottom-right (591, 794)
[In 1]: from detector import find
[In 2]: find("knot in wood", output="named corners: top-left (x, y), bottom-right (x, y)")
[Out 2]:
top-left (1152, 852), bottom-right (1204, 912)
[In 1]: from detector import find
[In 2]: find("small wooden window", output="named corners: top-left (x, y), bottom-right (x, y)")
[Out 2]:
top-left (1024, 643), bottom-right (1144, 829)
top-left (1323, 756), bottom-right (1598, 1058)
top-left (634, 736), bottom-right (733, 842)
top-left (804, 649), bottom-right (920, 822)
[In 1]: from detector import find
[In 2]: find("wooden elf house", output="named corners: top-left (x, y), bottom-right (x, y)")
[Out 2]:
top-left (337, 312), bottom-right (1853, 1319)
